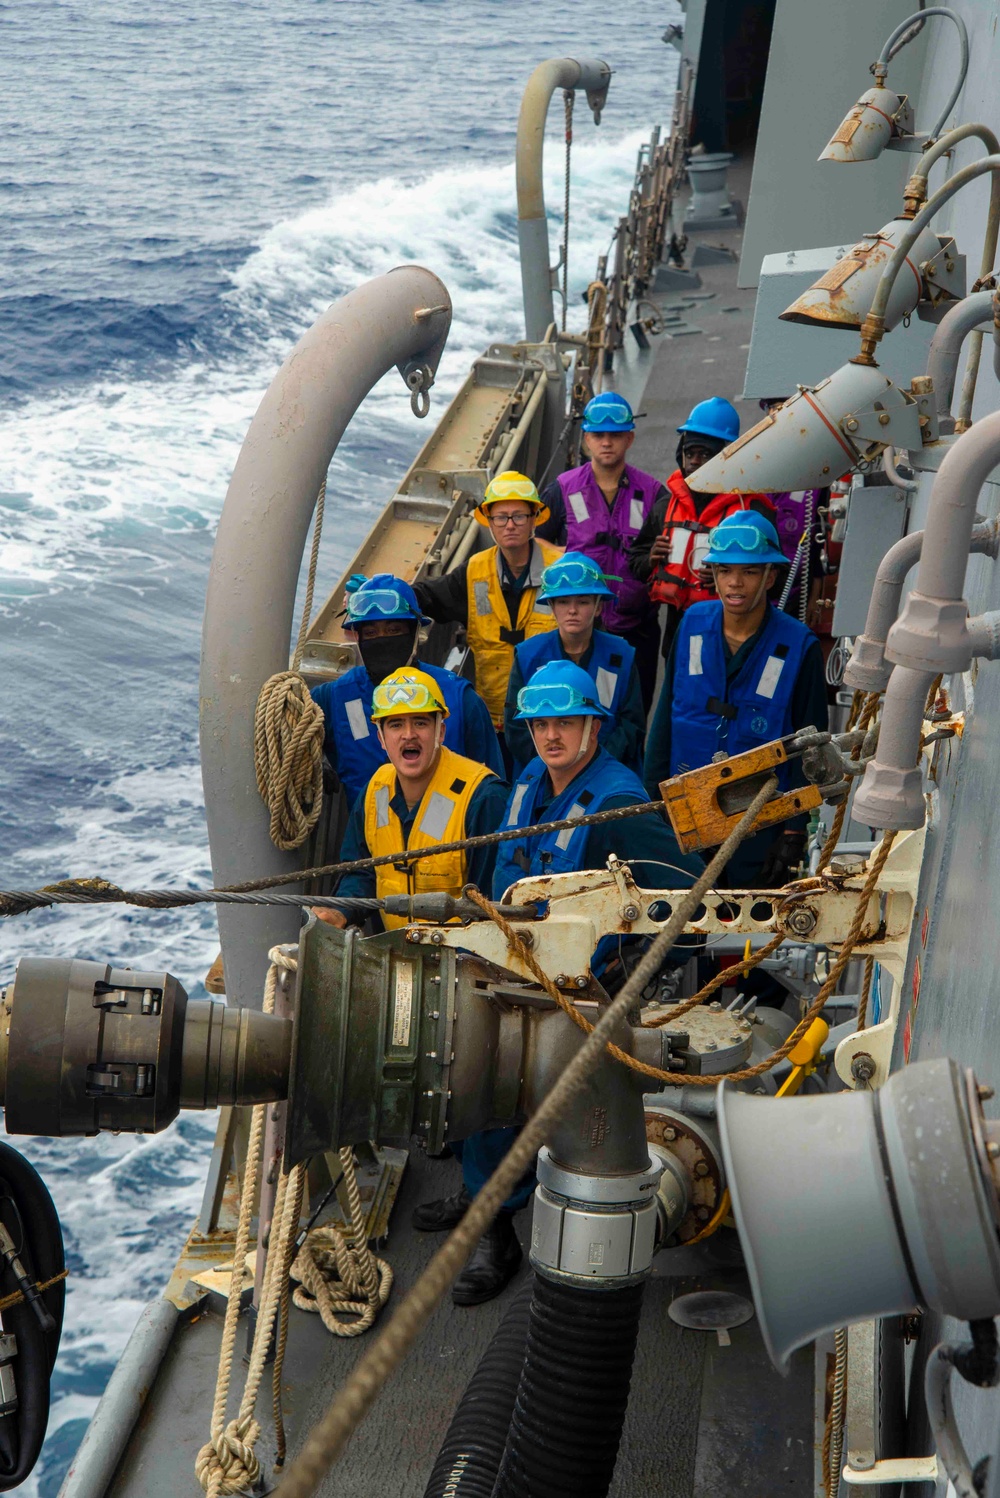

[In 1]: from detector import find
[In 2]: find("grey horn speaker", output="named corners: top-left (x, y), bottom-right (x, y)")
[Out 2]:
top-left (717, 1057), bottom-right (1000, 1371)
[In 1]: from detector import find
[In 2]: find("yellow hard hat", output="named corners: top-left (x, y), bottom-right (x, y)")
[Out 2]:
top-left (370, 668), bottom-right (450, 721)
top-left (475, 470), bottom-right (550, 527)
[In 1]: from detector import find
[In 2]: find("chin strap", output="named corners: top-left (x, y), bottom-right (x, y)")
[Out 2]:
top-left (572, 716), bottom-right (594, 766)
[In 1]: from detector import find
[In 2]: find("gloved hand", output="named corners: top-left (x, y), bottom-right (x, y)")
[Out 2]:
top-left (757, 830), bottom-right (807, 888)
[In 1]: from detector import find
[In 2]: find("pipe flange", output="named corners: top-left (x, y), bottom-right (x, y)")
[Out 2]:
top-left (885, 594), bottom-right (973, 674)
top-left (536, 1145), bottom-right (664, 1207)
top-left (843, 634), bottom-right (892, 694)
top-left (852, 761), bottom-right (926, 831)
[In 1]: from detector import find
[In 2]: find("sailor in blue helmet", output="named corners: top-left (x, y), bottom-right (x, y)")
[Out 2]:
top-left (535, 392), bottom-right (666, 711)
top-left (420, 660), bottom-right (703, 1285)
top-left (309, 573), bottom-right (503, 808)
top-left (502, 552), bottom-right (646, 777)
top-left (643, 511), bottom-right (829, 887)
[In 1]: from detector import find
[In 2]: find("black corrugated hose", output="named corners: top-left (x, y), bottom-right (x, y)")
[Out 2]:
top-left (491, 1274), bottom-right (645, 1498)
top-left (422, 1279), bottom-right (534, 1498)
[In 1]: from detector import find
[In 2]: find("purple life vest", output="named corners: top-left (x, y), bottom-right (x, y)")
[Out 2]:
top-left (556, 462), bottom-right (662, 632)
top-left (771, 491), bottom-right (818, 565)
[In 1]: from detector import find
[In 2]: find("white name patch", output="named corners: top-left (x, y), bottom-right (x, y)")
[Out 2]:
top-left (568, 490), bottom-right (590, 524)
top-left (669, 526), bottom-right (691, 565)
top-left (756, 655), bottom-right (785, 700)
top-left (629, 497), bottom-right (644, 530)
top-left (345, 698), bottom-right (370, 740)
top-left (596, 666), bottom-right (617, 708)
top-left (688, 634), bottom-right (704, 676)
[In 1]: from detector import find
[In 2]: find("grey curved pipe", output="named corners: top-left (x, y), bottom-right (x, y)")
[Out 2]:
top-left (925, 291), bottom-right (996, 416)
top-left (908, 123), bottom-right (1000, 193)
top-left (876, 8), bottom-right (968, 142)
top-left (199, 266), bottom-right (452, 1007)
top-left (516, 57), bottom-right (611, 341)
top-left (845, 521), bottom-right (998, 692)
top-left (882, 445), bottom-right (918, 492)
top-left (854, 415), bottom-right (1000, 830)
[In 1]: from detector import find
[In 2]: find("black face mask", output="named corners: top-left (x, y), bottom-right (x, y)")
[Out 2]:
top-left (358, 626), bottom-right (417, 683)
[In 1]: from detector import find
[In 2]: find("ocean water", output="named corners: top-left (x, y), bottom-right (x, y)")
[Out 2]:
top-left (0, 2), bottom-right (678, 1489)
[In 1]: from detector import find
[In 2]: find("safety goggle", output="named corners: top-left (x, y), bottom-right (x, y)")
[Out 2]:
top-left (542, 560), bottom-right (621, 588)
top-left (588, 402), bottom-right (632, 426)
top-left (485, 476), bottom-right (539, 503)
top-left (371, 679), bottom-right (441, 714)
top-left (706, 524), bottom-right (773, 556)
top-left (345, 588), bottom-right (413, 621)
top-left (517, 682), bottom-right (600, 715)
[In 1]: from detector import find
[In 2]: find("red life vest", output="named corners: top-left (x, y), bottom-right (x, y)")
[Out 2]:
top-left (648, 472), bottom-right (775, 608)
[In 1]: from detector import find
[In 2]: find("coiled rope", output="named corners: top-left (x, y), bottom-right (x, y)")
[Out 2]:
top-left (196, 946), bottom-right (391, 1494)
top-left (269, 777), bottom-right (779, 1498)
top-left (290, 1150), bottom-right (392, 1338)
top-left (252, 479), bottom-right (327, 851)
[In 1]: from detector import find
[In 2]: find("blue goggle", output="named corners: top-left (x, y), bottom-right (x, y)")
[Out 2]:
top-left (589, 402), bottom-right (632, 425)
top-left (517, 682), bottom-right (601, 715)
top-left (345, 588), bottom-right (415, 621)
top-left (706, 524), bottom-right (773, 556)
top-left (542, 560), bottom-right (621, 588)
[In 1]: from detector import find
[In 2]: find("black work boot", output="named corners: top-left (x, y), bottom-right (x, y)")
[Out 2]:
top-left (411, 1186), bottom-right (472, 1232)
top-left (452, 1212), bottom-right (523, 1306)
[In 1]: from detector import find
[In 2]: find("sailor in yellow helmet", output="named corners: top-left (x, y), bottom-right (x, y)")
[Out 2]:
top-left (315, 668), bottom-right (520, 1305)
top-left (414, 471), bottom-right (561, 740)
top-left (313, 667), bottom-right (508, 933)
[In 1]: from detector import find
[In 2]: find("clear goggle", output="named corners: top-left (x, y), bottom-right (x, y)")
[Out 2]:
top-left (517, 682), bottom-right (600, 716)
top-left (371, 679), bottom-right (442, 715)
top-left (485, 476), bottom-right (539, 504)
top-left (542, 560), bottom-right (620, 588)
top-left (706, 524), bottom-right (774, 556)
top-left (346, 588), bottom-right (414, 621)
top-left (587, 402), bottom-right (632, 425)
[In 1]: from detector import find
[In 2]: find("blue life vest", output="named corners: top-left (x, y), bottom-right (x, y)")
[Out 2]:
top-left (312, 660), bottom-right (498, 807)
top-left (493, 747), bottom-right (647, 900)
top-left (670, 602), bottom-right (814, 786)
top-left (514, 629), bottom-right (638, 769)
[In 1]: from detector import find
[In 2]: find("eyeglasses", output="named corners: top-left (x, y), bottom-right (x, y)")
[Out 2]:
top-left (371, 678), bottom-right (442, 715)
top-left (707, 524), bottom-right (774, 555)
top-left (346, 588), bottom-right (413, 620)
top-left (517, 682), bottom-right (599, 715)
top-left (489, 511), bottom-right (534, 528)
top-left (542, 560), bottom-right (620, 587)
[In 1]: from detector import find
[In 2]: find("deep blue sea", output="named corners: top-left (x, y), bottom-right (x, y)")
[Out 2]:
top-left (0, 2), bottom-right (678, 1488)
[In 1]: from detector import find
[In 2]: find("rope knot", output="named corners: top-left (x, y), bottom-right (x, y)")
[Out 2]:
top-left (253, 671), bottom-right (325, 850)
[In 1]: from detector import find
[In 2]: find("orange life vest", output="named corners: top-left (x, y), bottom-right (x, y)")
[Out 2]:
top-left (648, 472), bottom-right (775, 608)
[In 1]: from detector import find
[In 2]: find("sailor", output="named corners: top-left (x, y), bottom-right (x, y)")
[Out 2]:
top-left (643, 512), bottom-right (829, 887)
top-left (536, 392), bottom-right (665, 710)
top-left (309, 573), bottom-right (502, 808)
top-left (628, 396), bottom-right (775, 656)
top-left (313, 667), bottom-right (508, 931)
top-left (314, 669), bottom-right (521, 1306)
top-left (413, 472), bottom-right (561, 740)
top-left (502, 552), bottom-right (646, 777)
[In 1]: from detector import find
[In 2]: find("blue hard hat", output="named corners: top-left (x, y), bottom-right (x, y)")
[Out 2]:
top-left (514, 659), bottom-right (613, 721)
top-left (703, 511), bottom-right (788, 567)
top-left (343, 572), bottom-right (430, 629)
top-left (677, 397), bottom-right (740, 446)
top-left (537, 551), bottom-right (618, 601)
top-left (582, 392), bottom-right (636, 433)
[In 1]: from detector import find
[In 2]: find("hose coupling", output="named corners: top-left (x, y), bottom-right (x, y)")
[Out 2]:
top-left (529, 1147), bottom-right (664, 1285)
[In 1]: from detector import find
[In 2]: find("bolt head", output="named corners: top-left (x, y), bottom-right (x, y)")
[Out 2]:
top-left (574, 975), bottom-right (589, 990)
top-left (695, 1206), bottom-right (711, 1221)
top-left (708, 1001), bottom-right (722, 1012)
top-left (555, 974), bottom-right (568, 987)
top-left (979, 1084), bottom-right (995, 1101)
top-left (988, 1142), bottom-right (1000, 1160)
top-left (705, 1040), bottom-right (718, 1051)
top-left (623, 905), bottom-right (640, 921)
top-left (662, 1126), bottom-right (677, 1141)
top-left (430, 931), bottom-right (444, 945)
top-left (694, 1161), bottom-right (710, 1178)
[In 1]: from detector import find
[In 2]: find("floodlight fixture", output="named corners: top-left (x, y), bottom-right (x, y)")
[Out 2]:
top-left (780, 220), bottom-right (963, 332)
top-left (819, 7), bottom-right (969, 162)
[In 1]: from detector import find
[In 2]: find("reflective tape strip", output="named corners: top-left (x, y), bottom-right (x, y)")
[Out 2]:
top-left (375, 785), bottom-right (391, 828)
top-left (568, 490), bottom-right (589, 524)
top-left (345, 698), bottom-right (370, 740)
top-left (629, 497), bottom-right (644, 530)
top-left (419, 791), bottom-right (456, 843)
top-left (555, 802), bottom-right (587, 851)
top-left (669, 526), bottom-right (691, 564)
top-left (473, 580), bottom-right (493, 616)
top-left (508, 783), bottom-right (529, 825)
top-left (596, 666), bottom-right (617, 708)
top-left (688, 634), bottom-right (703, 677)
top-left (756, 655), bottom-right (785, 700)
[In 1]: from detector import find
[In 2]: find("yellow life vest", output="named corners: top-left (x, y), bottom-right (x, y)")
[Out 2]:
top-left (466, 540), bottom-right (561, 723)
top-left (363, 745), bottom-right (496, 930)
